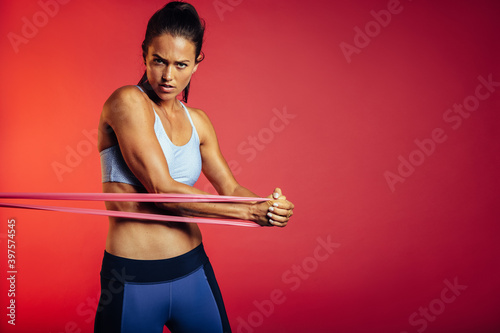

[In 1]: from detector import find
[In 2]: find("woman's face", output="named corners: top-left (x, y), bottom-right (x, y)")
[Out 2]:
top-left (145, 34), bottom-right (199, 103)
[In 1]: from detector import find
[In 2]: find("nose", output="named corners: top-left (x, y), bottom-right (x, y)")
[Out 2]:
top-left (163, 65), bottom-right (173, 82)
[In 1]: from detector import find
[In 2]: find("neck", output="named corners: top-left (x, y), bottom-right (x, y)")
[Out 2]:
top-left (141, 82), bottom-right (182, 113)
top-left (157, 97), bottom-right (180, 112)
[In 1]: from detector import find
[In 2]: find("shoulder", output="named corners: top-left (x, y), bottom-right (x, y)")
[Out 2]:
top-left (183, 105), bottom-right (217, 144)
top-left (185, 105), bottom-right (215, 130)
top-left (102, 85), bottom-right (152, 124)
top-left (104, 85), bottom-right (147, 110)
top-left (185, 105), bottom-right (210, 124)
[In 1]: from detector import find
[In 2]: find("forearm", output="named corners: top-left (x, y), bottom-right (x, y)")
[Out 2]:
top-left (155, 182), bottom-right (255, 221)
top-left (227, 184), bottom-right (260, 199)
top-left (163, 201), bottom-right (253, 220)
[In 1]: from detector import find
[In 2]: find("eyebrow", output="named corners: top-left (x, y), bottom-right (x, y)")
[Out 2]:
top-left (152, 54), bottom-right (191, 63)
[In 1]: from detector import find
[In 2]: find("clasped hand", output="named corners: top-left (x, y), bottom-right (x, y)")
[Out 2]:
top-left (256, 188), bottom-right (294, 227)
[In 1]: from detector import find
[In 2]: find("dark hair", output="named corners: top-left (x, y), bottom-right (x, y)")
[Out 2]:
top-left (138, 1), bottom-right (205, 102)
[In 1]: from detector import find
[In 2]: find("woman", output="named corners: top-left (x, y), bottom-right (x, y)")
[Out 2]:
top-left (94, 2), bottom-right (294, 332)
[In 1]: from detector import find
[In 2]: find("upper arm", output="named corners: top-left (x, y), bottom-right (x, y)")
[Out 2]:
top-left (192, 109), bottom-right (240, 195)
top-left (102, 86), bottom-right (176, 193)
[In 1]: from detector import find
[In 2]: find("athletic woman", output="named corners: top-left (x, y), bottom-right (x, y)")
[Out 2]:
top-left (94, 2), bottom-right (294, 332)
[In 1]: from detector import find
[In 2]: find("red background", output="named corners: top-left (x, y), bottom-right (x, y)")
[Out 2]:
top-left (1, 0), bottom-right (500, 332)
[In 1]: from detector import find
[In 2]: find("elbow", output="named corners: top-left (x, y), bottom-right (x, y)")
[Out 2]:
top-left (147, 180), bottom-right (194, 216)
top-left (154, 201), bottom-right (178, 214)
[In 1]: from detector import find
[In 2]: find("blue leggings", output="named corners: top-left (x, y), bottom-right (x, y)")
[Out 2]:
top-left (94, 243), bottom-right (231, 333)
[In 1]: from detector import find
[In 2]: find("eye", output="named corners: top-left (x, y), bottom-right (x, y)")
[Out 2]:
top-left (153, 58), bottom-right (164, 64)
top-left (177, 62), bottom-right (188, 69)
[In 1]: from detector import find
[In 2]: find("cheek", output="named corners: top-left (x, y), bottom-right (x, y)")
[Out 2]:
top-left (181, 71), bottom-right (194, 81)
top-left (147, 66), bottom-right (162, 82)
top-left (174, 71), bottom-right (193, 87)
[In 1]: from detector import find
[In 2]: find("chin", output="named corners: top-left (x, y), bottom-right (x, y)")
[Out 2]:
top-left (157, 91), bottom-right (180, 101)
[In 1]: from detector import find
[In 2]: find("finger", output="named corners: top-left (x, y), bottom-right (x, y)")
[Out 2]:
top-left (269, 219), bottom-right (287, 227)
top-left (267, 210), bottom-right (292, 223)
top-left (267, 206), bottom-right (289, 217)
top-left (268, 200), bottom-right (293, 211)
top-left (272, 188), bottom-right (282, 199)
top-left (281, 199), bottom-right (294, 210)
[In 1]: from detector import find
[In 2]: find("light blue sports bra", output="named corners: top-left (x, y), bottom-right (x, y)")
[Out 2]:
top-left (100, 86), bottom-right (202, 187)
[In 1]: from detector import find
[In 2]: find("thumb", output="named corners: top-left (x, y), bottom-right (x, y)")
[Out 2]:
top-left (272, 188), bottom-right (283, 199)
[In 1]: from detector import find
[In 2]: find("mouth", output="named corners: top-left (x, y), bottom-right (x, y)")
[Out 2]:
top-left (159, 84), bottom-right (175, 93)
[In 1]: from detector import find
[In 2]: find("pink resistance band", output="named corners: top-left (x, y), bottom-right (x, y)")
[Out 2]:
top-left (0, 192), bottom-right (269, 227)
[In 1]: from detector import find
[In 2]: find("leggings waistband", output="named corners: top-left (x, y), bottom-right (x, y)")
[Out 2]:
top-left (100, 243), bottom-right (209, 283)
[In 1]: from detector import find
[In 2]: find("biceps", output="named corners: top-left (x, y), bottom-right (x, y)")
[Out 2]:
top-left (115, 126), bottom-right (175, 192)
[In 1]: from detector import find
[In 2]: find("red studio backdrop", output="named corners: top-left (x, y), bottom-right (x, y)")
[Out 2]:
top-left (1, 0), bottom-right (499, 332)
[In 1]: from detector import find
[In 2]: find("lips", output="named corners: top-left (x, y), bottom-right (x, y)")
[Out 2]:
top-left (159, 84), bottom-right (175, 93)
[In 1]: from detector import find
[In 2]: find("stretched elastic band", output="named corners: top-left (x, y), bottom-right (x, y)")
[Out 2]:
top-left (0, 192), bottom-right (269, 227)
top-left (0, 202), bottom-right (258, 227)
top-left (0, 192), bottom-right (268, 203)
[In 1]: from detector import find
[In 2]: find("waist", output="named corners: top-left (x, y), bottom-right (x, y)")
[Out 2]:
top-left (100, 242), bottom-right (208, 283)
